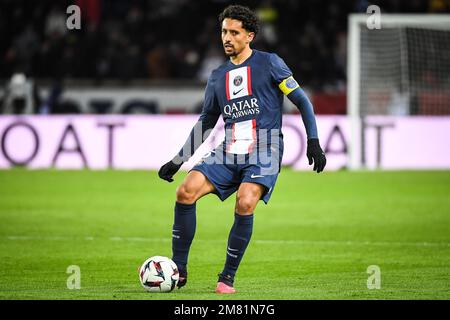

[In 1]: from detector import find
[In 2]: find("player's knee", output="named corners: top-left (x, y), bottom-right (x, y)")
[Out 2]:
top-left (236, 196), bottom-right (257, 214)
top-left (176, 185), bottom-right (197, 204)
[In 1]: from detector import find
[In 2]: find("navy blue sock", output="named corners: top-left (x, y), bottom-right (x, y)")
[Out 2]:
top-left (171, 202), bottom-right (196, 272)
top-left (221, 213), bottom-right (254, 279)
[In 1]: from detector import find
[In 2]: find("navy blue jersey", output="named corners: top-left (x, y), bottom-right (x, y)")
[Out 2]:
top-left (175, 49), bottom-right (313, 166)
top-left (200, 49), bottom-right (293, 155)
top-left (173, 49), bottom-right (320, 200)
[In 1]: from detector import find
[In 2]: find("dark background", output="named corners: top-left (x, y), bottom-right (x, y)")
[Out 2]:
top-left (2, 0), bottom-right (448, 87)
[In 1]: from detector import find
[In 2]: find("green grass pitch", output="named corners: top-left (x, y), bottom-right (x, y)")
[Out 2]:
top-left (0, 169), bottom-right (449, 300)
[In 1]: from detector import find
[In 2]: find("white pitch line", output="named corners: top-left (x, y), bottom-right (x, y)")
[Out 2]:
top-left (4, 236), bottom-right (450, 247)
top-left (254, 239), bottom-right (450, 247)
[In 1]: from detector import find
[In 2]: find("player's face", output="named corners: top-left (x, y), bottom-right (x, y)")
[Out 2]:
top-left (221, 18), bottom-right (254, 57)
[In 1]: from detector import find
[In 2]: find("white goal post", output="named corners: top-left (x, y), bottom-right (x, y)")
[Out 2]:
top-left (347, 14), bottom-right (450, 170)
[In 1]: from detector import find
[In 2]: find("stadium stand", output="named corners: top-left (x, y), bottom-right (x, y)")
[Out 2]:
top-left (0, 0), bottom-right (448, 115)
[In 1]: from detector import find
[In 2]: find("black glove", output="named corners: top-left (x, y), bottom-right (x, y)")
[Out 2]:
top-left (307, 138), bottom-right (326, 173)
top-left (158, 160), bottom-right (183, 182)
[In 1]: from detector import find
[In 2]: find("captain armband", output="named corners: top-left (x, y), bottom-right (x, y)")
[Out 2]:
top-left (278, 76), bottom-right (300, 96)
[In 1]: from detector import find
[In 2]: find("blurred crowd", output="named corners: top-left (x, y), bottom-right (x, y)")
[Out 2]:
top-left (0, 0), bottom-right (448, 90)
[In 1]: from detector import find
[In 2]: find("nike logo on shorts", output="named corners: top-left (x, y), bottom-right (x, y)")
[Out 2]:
top-left (250, 174), bottom-right (264, 178)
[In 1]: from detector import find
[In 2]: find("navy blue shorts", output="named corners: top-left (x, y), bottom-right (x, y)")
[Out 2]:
top-left (190, 150), bottom-right (280, 204)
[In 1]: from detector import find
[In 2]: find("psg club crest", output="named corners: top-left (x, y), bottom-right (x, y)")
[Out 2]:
top-left (226, 66), bottom-right (252, 100)
top-left (234, 75), bottom-right (243, 86)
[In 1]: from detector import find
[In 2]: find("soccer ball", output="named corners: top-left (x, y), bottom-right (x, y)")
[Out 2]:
top-left (138, 256), bottom-right (179, 292)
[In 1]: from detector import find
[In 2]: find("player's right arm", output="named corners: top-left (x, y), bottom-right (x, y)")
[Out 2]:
top-left (158, 77), bottom-right (221, 182)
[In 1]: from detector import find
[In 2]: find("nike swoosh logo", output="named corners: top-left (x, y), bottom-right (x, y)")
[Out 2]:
top-left (250, 174), bottom-right (264, 178)
top-left (233, 88), bottom-right (243, 95)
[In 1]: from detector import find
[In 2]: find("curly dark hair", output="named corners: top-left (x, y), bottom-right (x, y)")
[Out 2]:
top-left (218, 5), bottom-right (260, 35)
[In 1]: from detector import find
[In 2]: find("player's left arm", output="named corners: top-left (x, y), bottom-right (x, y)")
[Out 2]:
top-left (280, 79), bottom-right (326, 173)
top-left (270, 53), bottom-right (326, 173)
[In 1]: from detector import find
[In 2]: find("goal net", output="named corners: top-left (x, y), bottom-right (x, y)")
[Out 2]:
top-left (347, 14), bottom-right (450, 169)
